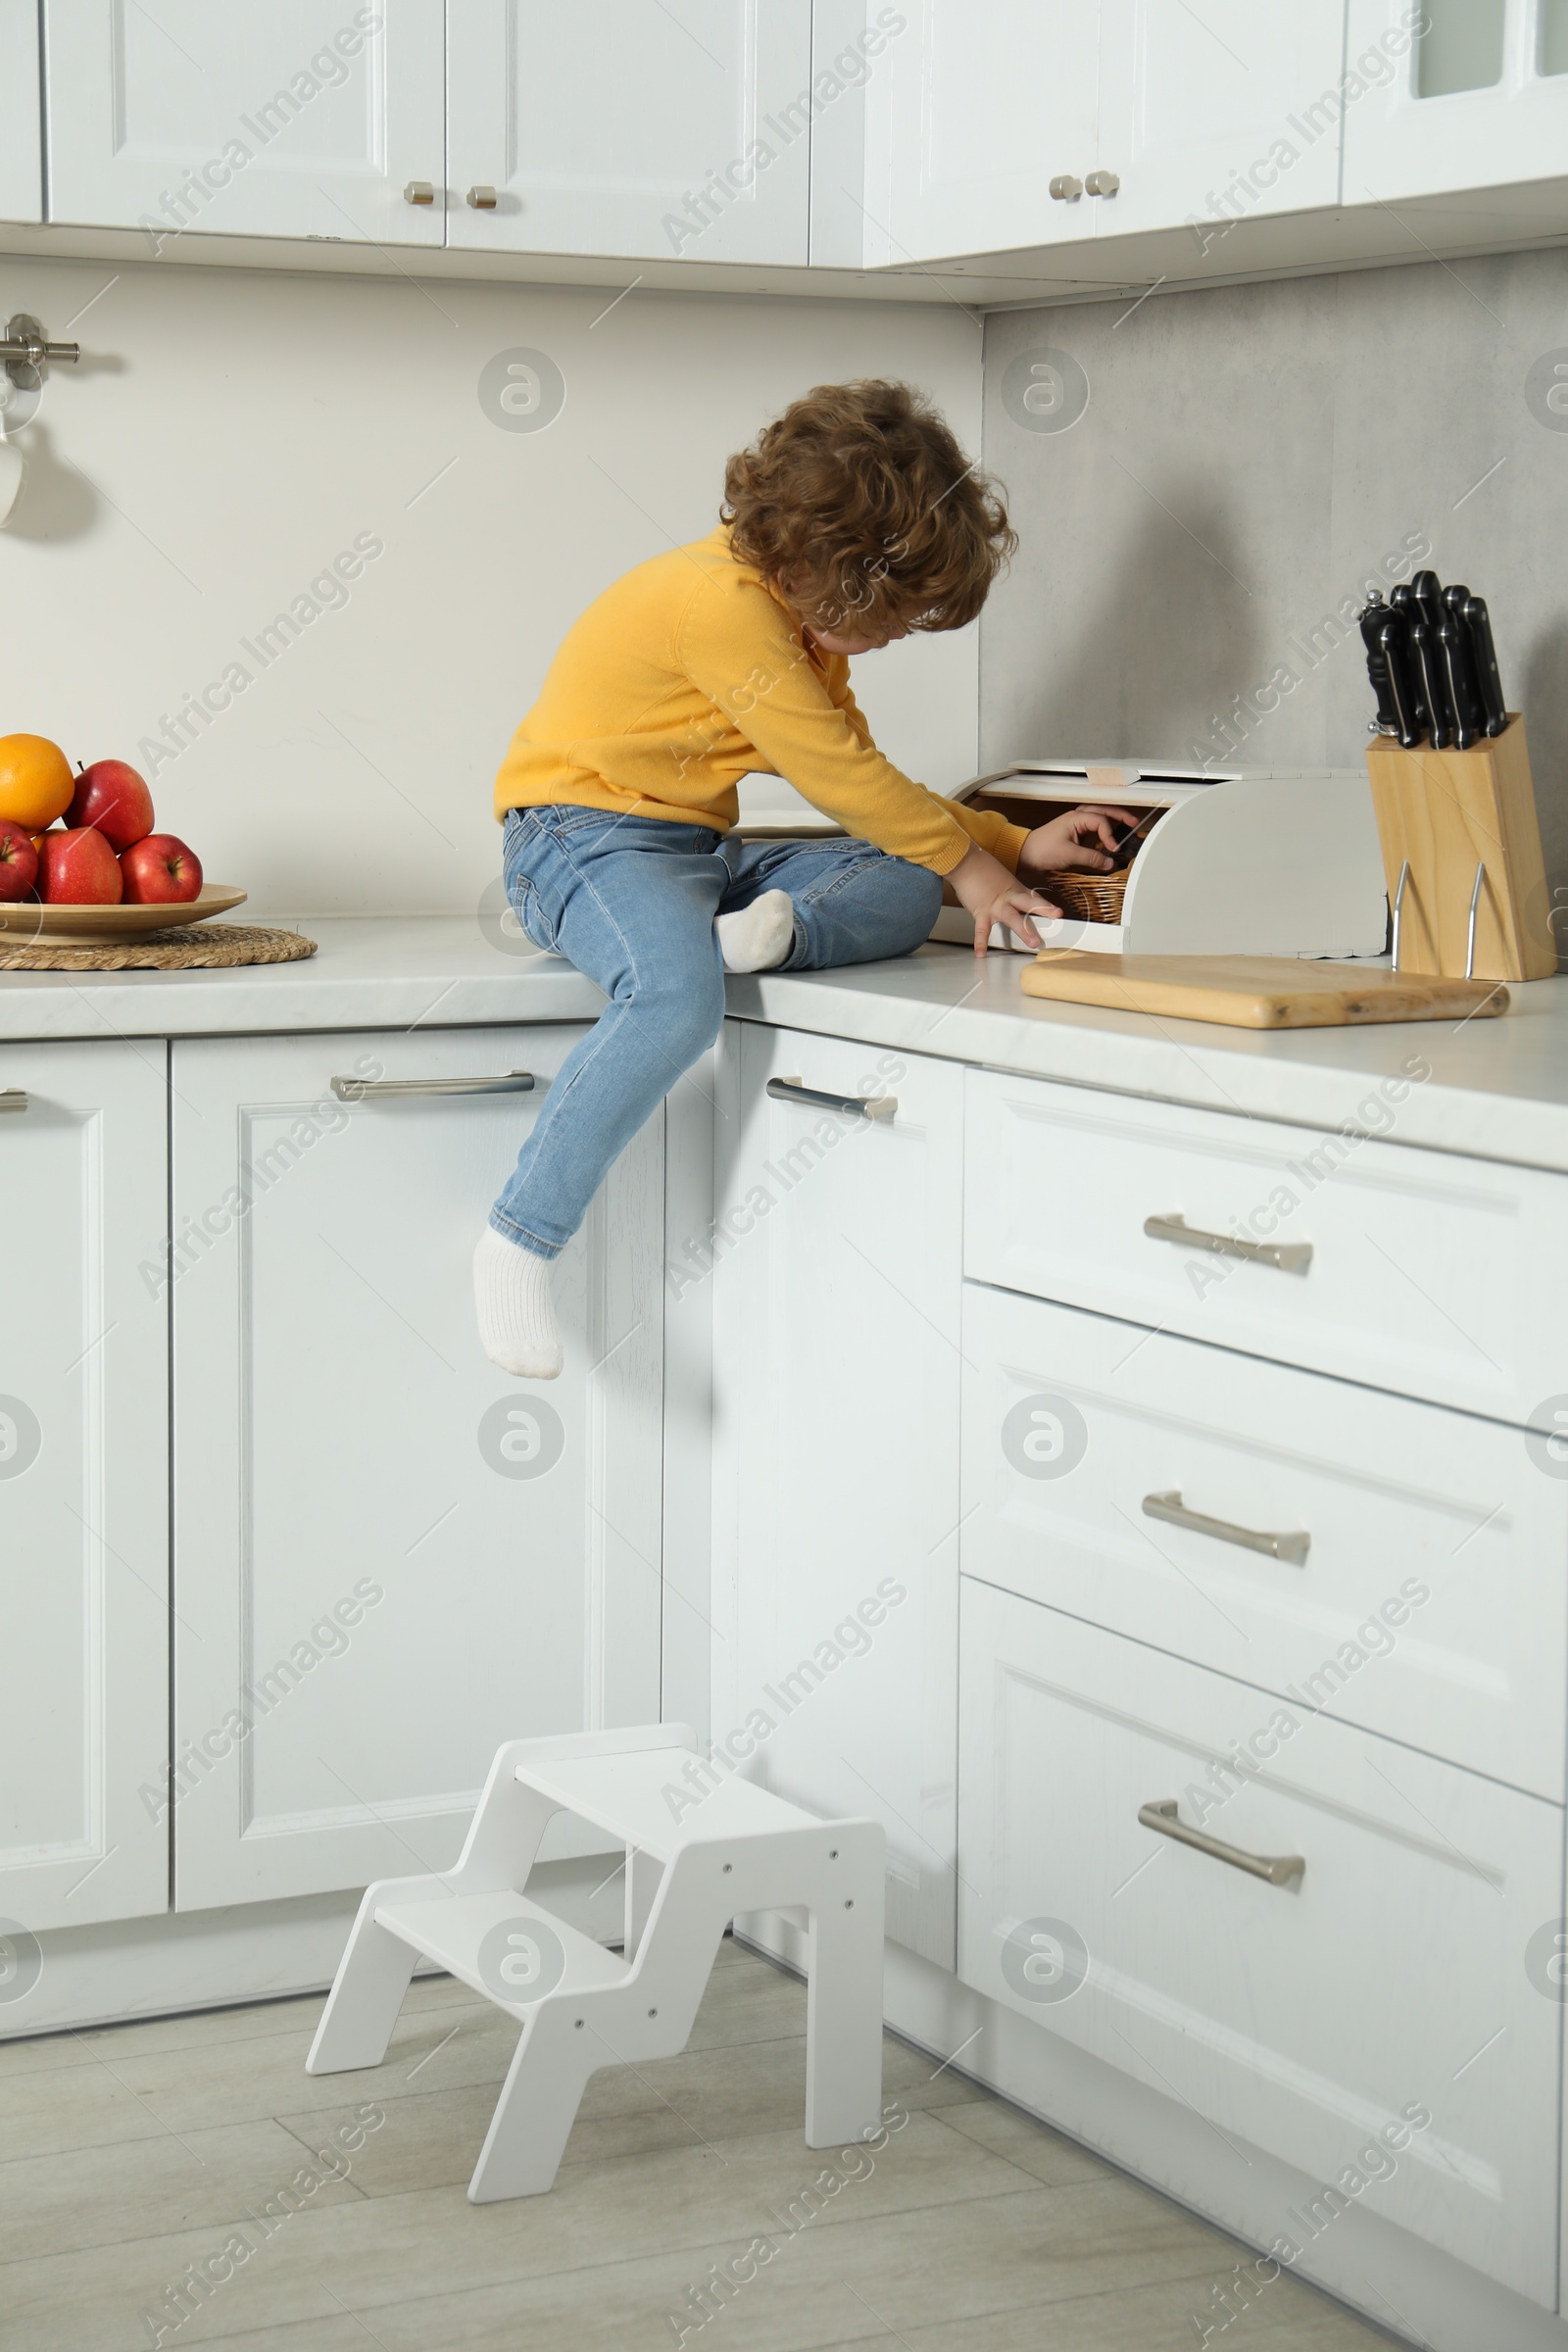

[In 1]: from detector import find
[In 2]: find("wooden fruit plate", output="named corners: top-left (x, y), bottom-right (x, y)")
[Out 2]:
top-left (0, 885), bottom-right (247, 942)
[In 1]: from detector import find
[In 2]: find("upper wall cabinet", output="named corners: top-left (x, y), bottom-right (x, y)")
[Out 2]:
top-left (860, 1), bottom-right (1349, 268)
top-left (447, 2), bottom-right (811, 264)
top-left (860, 2), bottom-right (1101, 266)
top-left (1344, 0), bottom-right (1568, 202)
top-left (43, 0), bottom-right (447, 246)
top-left (0, 2), bottom-right (42, 223)
top-left (1097, 2), bottom-right (1348, 242)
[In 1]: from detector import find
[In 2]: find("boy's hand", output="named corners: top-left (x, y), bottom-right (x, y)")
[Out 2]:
top-left (948, 841), bottom-right (1065, 958)
top-left (1016, 805), bottom-right (1140, 882)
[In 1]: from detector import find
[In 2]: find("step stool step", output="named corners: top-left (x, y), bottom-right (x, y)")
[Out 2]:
top-left (517, 1748), bottom-right (826, 1862)
top-left (374, 1889), bottom-right (629, 2018)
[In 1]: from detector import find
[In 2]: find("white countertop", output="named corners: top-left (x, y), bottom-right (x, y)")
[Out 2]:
top-left (5, 914), bottom-right (1568, 1176)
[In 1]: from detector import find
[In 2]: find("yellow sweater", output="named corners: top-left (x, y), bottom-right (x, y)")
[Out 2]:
top-left (494, 525), bottom-right (1027, 877)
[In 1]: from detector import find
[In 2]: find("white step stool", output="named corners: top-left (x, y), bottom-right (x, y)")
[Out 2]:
top-left (306, 1724), bottom-right (887, 2202)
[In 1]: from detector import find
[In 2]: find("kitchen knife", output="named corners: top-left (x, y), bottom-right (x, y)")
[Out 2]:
top-left (1437, 607), bottom-right (1484, 748)
top-left (1461, 593), bottom-right (1508, 736)
top-left (1410, 567), bottom-right (1446, 633)
top-left (1388, 583), bottom-right (1429, 728)
top-left (1407, 611), bottom-right (1454, 748)
top-left (1359, 599), bottom-right (1422, 748)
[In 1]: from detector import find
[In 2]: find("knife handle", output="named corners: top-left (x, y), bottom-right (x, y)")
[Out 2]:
top-left (1408, 614), bottom-right (1454, 748)
top-left (1377, 619), bottom-right (1424, 751)
top-left (1358, 598), bottom-right (1399, 736)
top-left (1438, 612), bottom-right (1484, 749)
top-left (1410, 567), bottom-right (1446, 633)
top-left (1462, 594), bottom-right (1508, 737)
top-left (1388, 584), bottom-right (1428, 727)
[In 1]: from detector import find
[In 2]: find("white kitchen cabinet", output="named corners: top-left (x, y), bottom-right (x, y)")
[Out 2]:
top-left (964, 1066), bottom-right (1568, 1426)
top-left (0, 0), bottom-right (42, 223)
top-left (43, 0), bottom-right (446, 247)
top-left (170, 1026), bottom-right (662, 1911)
top-left (1097, 1), bottom-right (1347, 241)
top-left (860, 0), bottom-right (1102, 267)
top-left (958, 1578), bottom-right (1563, 2306)
top-left (447, 0), bottom-right (812, 264)
top-left (859, 1), bottom-right (1348, 270)
top-left (710, 1020), bottom-right (963, 1964)
top-left (959, 1281), bottom-right (1568, 1800)
top-left (1345, 0), bottom-right (1568, 203)
top-left (0, 1042), bottom-right (169, 1934)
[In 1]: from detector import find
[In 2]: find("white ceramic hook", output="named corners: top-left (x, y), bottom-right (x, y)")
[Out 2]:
top-left (0, 384), bottom-right (24, 527)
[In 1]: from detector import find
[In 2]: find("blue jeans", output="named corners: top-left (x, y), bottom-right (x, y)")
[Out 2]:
top-left (490, 806), bottom-right (942, 1256)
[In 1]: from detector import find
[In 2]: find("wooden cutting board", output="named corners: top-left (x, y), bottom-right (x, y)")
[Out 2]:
top-left (1019, 952), bottom-right (1509, 1028)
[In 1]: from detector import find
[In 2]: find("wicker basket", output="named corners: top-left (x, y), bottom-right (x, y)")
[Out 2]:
top-left (1034, 868), bottom-right (1130, 924)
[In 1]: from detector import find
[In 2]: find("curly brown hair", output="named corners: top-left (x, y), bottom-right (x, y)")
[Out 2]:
top-left (721, 379), bottom-right (1015, 635)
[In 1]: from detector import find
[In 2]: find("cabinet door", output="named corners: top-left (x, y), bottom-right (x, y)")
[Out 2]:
top-left (860, 0), bottom-right (1100, 265)
top-left (959, 1580), bottom-right (1563, 2307)
top-left (1098, 1), bottom-right (1346, 241)
top-left (1345, 0), bottom-right (1568, 201)
top-left (448, 0), bottom-right (811, 263)
top-left (0, 1043), bottom-right (169, 1936)
top-left (43, 0), bottom-right (446, 245)
top-left (710, 1021), bottom-right (963, 1964)
top-left (170, 1027), bottom-right (662, 1911)
top-left (0, 0), bottom-right (42, 222)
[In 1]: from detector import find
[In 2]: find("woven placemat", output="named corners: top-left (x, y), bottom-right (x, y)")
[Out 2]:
top-left (0, 923), bottom-right (318, 973)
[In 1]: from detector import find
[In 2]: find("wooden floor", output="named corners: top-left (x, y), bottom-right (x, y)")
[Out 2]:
top-left (0, 1939), bottom-right (1399, 2351)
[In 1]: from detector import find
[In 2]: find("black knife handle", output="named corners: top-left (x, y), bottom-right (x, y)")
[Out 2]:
top-left (1388, 584), bottom-right (1428, 727)
top-left (1408, 613), bottom-right (1454, 748)
top-left (1410, 568), bottom-right (1446, 633)
top-left (1379, 622), bottom-right (1423, 750)
top-left (1462, 594), bottom-right (1508, 736)
top-left (1438, 611), bottom-right (1483, 749)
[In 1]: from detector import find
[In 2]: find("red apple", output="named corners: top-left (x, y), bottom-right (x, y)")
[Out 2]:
top-left (0, 818), bottom-right (38, 903)
top-left (67, 758), bottom-right (155, 851)
top-left (120, 832), bottom-right (202, 905)
top-left (38, 826), bottom-right (124, 905)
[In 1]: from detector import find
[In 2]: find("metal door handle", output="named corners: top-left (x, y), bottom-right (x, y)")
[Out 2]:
top-left (1085, 170), bottom-right (1121, 196)
top-left (1144, 1212), bottom-right (1311, 1275)
top-left (766, 1076), bottom-right (896, 1121)
top-left (403, 180), bottom-right (436, 206)
top-left (0, 1090), bottom-right (26, 1112)
top-left (1049, 174), bottom-right (1083, 201)
top-left (1138, 1799), bottom-right (1304, 1887)
top-left (331, 1071), bottom-right (535, 1102)
top-left (1143, 1489), bottom-right (1309, 1567)
top-left (467, 185), bottom-right (498, 209)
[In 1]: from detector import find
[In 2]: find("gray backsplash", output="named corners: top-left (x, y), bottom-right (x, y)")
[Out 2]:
top-left (980, 248), bottom-right (1568, 938)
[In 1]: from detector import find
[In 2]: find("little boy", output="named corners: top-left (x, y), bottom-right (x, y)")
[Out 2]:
top-left (475, 378), bottom-right (1130, 1377)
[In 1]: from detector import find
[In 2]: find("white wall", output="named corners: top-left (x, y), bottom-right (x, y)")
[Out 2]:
top-left (0, 256), bottom-right (981, 916)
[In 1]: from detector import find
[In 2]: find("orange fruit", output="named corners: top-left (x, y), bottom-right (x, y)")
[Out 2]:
top-left (0, 735), bottom-right (74, 831)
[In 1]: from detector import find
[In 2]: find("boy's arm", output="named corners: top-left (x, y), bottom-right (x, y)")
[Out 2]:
top-left (677, 591), bottom-right (1002, 876)
top-left (835, 677), bottom-right (1030, 870)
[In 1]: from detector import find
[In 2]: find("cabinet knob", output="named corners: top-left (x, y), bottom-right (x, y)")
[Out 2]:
top-left (467, 185), bottom-right (498, 210)
top-left (1085, 170), bottom-right (1120, 197)
top-left (1049, 175), bottom-right (1083, 202)
top-left (403, 180), bottom-right (436, 207)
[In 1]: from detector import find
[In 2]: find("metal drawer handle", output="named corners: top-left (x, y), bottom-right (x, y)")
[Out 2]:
top-left (1144, 1212), bottom-right (1311, 1275)
top-left (1049, 174), bottom-right (1083, 201)
top-left (1143, 1489), bottom-right (1309, 1566)
top-left (1138, 1798), bottom-right (1304, 1887)
top-left (403, 179), bottom-right (436, 206)
top-left (1085, 169), bottom-right (1120, 197)
top-left (467, 184), bottom-right (498, 209)
top-left (331, 1071), bottom-right (536, 1102)
top-left (0, 1090), bottom-right (25, 1112)
top-left (766, 1076), bottom-right (897, 1121)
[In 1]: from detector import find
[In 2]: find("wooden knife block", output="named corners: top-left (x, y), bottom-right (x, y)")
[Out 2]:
top-left (1364, 715), bottom-right (1557, 981)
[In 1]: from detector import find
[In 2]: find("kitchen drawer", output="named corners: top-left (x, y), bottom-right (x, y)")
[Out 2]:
top-left (959, 1281), bottom-right (1568, 1799)
top-left (958, 1580), bottom-right (1564, 2306)
top-left (963, 1067), bottom-right (1568, 1423)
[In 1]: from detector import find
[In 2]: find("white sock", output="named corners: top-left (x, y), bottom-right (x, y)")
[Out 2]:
top-left (473, 1225), bottom-right (563, 1380)
top-left (716, 889), bottom-right (795, 973)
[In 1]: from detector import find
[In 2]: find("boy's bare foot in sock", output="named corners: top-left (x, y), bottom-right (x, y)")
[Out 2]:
top-left (473, 1226), bottom-right (563, 1379)
top-left (716, 889), bottom-right (794, 973)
